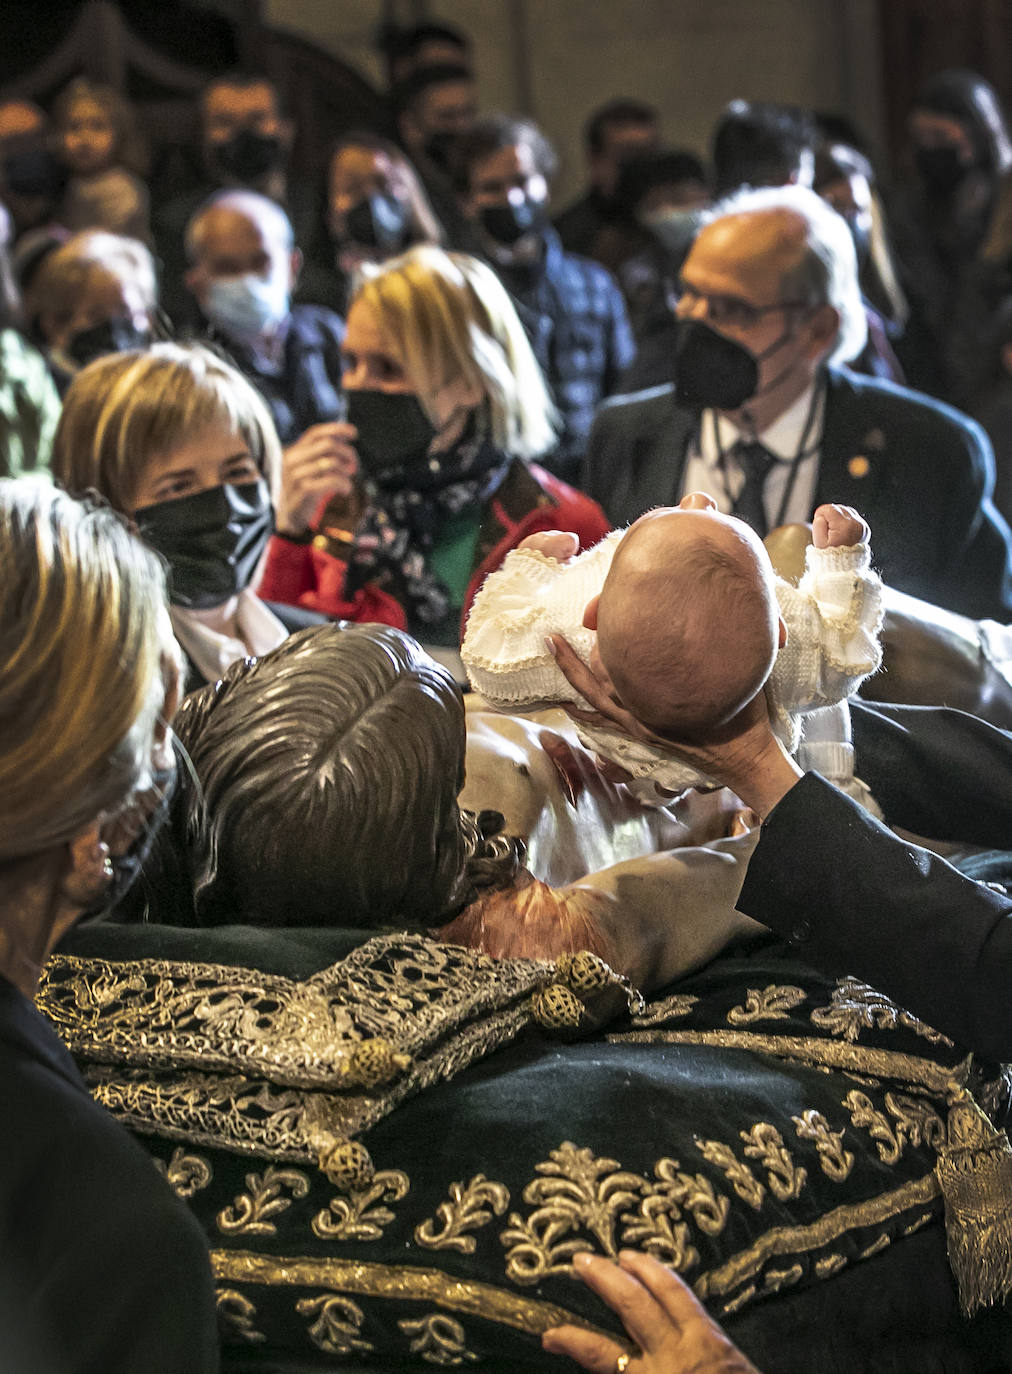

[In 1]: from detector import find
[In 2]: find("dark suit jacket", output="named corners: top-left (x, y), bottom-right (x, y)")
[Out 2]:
top-left (583, 366), bottom-right (1012, 620)
top-left (0, 975), bottom-right (219, 1372)
top-left (739, 701), bottom-right (1012, 1064)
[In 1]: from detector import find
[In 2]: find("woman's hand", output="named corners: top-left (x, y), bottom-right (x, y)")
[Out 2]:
top-left (276, 422), bottom-right (359, 536)
top-left (546, 634), bottom-right (803, 819)
top-left (542, 1250), bottom-right (761, 1373)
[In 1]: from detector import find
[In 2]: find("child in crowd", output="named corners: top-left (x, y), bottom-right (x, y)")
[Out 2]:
top-left (463, 493), bottom-right (883, 811)
top-left (53, 79), bottom-right (149, 241)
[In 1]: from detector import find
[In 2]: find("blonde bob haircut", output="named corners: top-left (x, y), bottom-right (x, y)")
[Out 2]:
top-left (52, 341), bottom-right (282, 514)
top-left (0, 478), bottom-right (175, 861)
top-left (353, 245), bottom-right (557, 460)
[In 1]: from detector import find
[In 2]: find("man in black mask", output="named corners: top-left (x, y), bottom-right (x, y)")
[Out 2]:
top-left (583, 183), bottom-right (1012, 621)
top-left (393, 63), bottom-right (482, 255)
top-left (152, 73), bottom-right (316, 328)
top-left (459, 114), bottom-right (635, 484)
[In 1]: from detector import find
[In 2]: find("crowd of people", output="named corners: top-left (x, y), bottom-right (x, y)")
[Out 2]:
top-left (3, 16), bottom-right (1012, 1374)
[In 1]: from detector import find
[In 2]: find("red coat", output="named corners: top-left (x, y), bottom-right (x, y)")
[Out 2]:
top-left (258, 459), bottom-right (610, 641)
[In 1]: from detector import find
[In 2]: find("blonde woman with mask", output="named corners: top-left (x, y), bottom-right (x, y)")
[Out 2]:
top-left (258, 244), bottom-right (610, 647)
top-left (53, 340), bottom-right (332, 690)
top-left (0, 479), bottom-right (218, 1370)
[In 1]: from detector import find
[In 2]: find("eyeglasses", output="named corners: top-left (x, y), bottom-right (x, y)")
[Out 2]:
top-left (676, 283), bottom-right (810, 331)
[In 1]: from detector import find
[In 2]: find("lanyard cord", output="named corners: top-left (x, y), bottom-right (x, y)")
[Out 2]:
top-left (711, 381), bottom-right (824, 530)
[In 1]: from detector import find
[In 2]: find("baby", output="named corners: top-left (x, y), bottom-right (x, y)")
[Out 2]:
top-left (463, 493), bottom-right (883, 811)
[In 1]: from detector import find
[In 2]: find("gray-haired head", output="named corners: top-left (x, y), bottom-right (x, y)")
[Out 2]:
top-left (705, 182), bottom-right (867, 365)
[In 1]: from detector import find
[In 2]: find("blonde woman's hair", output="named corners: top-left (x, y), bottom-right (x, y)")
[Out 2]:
top-left (30, 229), bottom-right (157, 342)
top-left (52, 341), bottom-right (282, 513)
top-left (0, 478), bottom-right (174, 860)
top-left (353, 246), bottom-right (557, 460)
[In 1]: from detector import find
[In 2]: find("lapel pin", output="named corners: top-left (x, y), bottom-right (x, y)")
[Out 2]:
top-left (848, 455), bottom-right (871, 479)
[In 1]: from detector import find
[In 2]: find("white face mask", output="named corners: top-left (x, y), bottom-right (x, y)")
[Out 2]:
top-left (205, 272), bottom-right (290, 339)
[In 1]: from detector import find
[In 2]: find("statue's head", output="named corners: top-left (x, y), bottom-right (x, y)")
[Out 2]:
top-left (173, 622), bottom-right (476, 928)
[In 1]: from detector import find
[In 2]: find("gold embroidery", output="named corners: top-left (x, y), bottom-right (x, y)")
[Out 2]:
top-left (211, 1251), bottom-right (616, 1338)
top-left (215, 1288), bottom-right (265, 1345)
top-left (416, 1175), bottom-right (510, 1253)
top-left (857, 1234), bottom-right (892, 1261)
top-left (727, 985), bottom-right (806, 1025)
top-left (761, 1263), bottom-right (803, 1293)
top-left (810, 977), bottom-right (953, 1047)
top-left (619, 1186), bottom-right (700, 1272)
top-left (153, 1146), bottom-right (212, 1198)
top-left (815, 1254), bottom-right (848, 1279)
top-left (501, 1143), bottom-right (643, 1284)
top-left (603, 1029), bottom-right (961, 1098)
top-left (296, 1294), bottom-right (373, 1355)
top-left (650, 1157), bottom-right (730, 1236)
top-left (630, 992), bottom-right (699, 1026)
top-left (399, 1313), bottom-right (479, 1365)
top-left (693, 1172), bottom-right (941, 1301)
top-left (217, 1166), bottom-right (310, 1236)
top-left (312, 1170), bottom-right (410, 1242)
top-left (695, 1139), bottom-right (764, 1210)
top-left (792, 1111), bottom-right (854, 1181)
top-left (902, 1212), bottom-right (935, 1237)
top-left (845, 1090), bottom-right (946, 1165)
top-left (719, 1284), bottom-right (757, 1316)
top-left (740, 1124), bottom-right (806, 1202)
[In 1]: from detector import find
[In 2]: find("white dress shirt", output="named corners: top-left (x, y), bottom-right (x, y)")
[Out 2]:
top-left (170, 591), bottom-right (288, 685)
top-left (680, 380), bottom-right (826, 528)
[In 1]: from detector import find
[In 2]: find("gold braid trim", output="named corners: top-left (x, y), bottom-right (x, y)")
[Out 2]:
top-left (606, 1030), bottom-right (965, 1099)
top-left (694, 1172), bottom-right (941, 1302)
top-left (210, 1251), bottom-right (613, 1338)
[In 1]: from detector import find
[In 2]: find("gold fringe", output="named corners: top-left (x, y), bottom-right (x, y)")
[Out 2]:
top-left (937, 1093), bottom-right (1012, 1315)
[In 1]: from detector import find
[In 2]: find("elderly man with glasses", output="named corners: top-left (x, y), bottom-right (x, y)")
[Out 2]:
top-left (584, 184), bottom-right (1012, 621)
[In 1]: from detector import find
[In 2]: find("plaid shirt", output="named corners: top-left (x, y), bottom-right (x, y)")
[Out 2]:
top-left (0, 329), bottom-right (61, 478)
top-left (500, 229), bottom-right (635, 480)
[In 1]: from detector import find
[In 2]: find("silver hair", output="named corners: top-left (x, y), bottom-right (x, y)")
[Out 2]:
top-left (184, 188), bottom-right (295, 263)
top-left (705, 183), bottom-right (867, 365)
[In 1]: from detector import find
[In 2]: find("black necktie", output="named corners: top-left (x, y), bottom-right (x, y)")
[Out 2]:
top-left (732, 441), bottom-right (776, 538)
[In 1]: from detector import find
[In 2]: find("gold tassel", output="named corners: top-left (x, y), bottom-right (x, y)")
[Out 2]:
top-left (936, 1092), bottom-right (1012, 1315)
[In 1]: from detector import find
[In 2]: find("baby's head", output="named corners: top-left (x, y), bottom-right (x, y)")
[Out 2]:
top-left (593, 494), bottom-right (782, 739)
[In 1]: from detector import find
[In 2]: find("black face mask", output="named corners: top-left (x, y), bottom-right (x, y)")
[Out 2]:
top-left (2, 145), bottom-right (65, 200)
top-left (480, 196), bottom-right (549, 246)
top-left (213, 128), bottom-right (285, 183)
top-left (914, 143), bottom-right (969, 195)
top-left (66, 317), bottom-right (150, 370)
top-left (342, 193), bottom-right (412, 254)
top-left (423, 130), bottom-right (459, 173)
top-left (673, 318), bottom-right (798, 411)
top-left (136, 479), bottom-right (275, 610)
top-left (346, 389), bottom-right (437, 477)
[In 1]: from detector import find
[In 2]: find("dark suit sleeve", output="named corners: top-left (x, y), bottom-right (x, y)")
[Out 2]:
top-left (737, 771), bottom-right (1012, 1061)
top-left (851, 701), bottom-right (1012, 845)
top-left (581, 398), bottom-right (626, 520)
top-left (602, 277), bottom-right (637, 395)
top-left (936, 415), bottom-right (1012, 621)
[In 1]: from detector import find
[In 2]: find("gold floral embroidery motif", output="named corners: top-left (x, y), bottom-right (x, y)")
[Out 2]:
top-left (844, 1090), bottom-right (946, 1165)
top-left (630, 992), bottom-right (699, 1026)
top-left (399, 1314), bottom-right (480, 1365)
top-left (154, 1147), bottom-right (212, 1198)
top-left (416, 1175), bottom-right (510, 1253)
top-left (815, 1253), bottom-right (848, 1279)
top-left (215, 1289), bottom-right (265, 1345)
top-left (217, 1166), bottom-right (310, 1236)
top-left (727, 985), bottom-right (806, 1025)
top-left (650, 1157), bottom-right (730, 1236)
top-left (810, 977), bottom-right (952, 1046)
top-left (501, 1143), bottom-right (643, 1285)
top-left (620, 1192), bottom-right (699, 1272)
top-left (792, 1110), bottom-right (854, 1181)
top-left (296, 1294), bottom-right (373, 1355)
top-left (761, 1263), bottom-right (803, 1294)
top-left (312, 1170), bottom-right (410, 1242)
top-left (695, 1139), bottom-right (764, 1210)
top-left (740, 1123), bottom-right (806, 1202)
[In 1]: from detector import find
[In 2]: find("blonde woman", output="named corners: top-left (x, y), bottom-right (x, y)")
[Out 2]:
top-left (28, 228), bottom-right (158, 385)
top-left (259, 244), bottom-right (609, 645)
top-left (53, 341), bottom-right (330, 689)
top-left (0, 478), bottom-right (218, 1369)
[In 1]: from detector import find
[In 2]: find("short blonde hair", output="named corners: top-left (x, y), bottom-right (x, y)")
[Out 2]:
top-left (52, 341), bottom-right (282, 513)
top-left (353, 246), bottom-right (556, 460)
top-left (0, 479), bottom-right (173, 860)
top-left (31, 229), bottom-right (157, 341)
